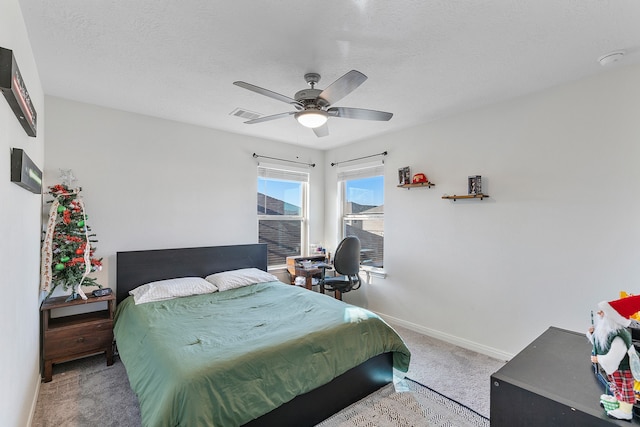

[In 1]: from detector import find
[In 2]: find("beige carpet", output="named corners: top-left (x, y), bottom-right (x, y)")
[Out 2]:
top-left (392, 325), bottom-right (506, 418)
top-left (32, 355), bottom-right (140, 427)
top-left (32, 325), bottom-right (506, 426)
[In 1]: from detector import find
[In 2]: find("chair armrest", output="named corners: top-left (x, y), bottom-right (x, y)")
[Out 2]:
top-left (316, 263), bottom-right (333, 270)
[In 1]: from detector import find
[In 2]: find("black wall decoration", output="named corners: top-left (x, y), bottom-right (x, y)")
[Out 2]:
top-left (0, 47), bottom-right (37, 137)
top-left (11, 148), bottom-right (42, 194)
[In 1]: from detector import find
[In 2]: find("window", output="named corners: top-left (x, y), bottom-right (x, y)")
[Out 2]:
top-left (257, 166), bottom-right (308, 267)
top-left (338, 163), bottom-right (384, 269)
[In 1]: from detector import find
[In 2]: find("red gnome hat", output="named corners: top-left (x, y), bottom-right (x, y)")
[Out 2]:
top-left (598, 294), bottom-right (640, 327)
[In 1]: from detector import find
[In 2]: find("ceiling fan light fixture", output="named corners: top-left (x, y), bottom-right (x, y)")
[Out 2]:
top-left (295, 110), bottom-right (328, 128)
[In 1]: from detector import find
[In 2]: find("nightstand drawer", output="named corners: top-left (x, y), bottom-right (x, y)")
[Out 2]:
top-left (44, 322), bottom-right (113, 359)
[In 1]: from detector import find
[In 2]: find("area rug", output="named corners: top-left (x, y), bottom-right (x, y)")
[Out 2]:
top-left (317, 378), bottom-right (489, 427)
top-left (33, 355), bottom-right (488, 426)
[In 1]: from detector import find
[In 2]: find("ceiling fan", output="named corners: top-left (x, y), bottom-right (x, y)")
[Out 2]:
top-left (233, 70), bottom-right (393, 137)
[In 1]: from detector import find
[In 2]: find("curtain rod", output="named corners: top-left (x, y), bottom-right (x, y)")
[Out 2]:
top-left (330, 151), bottom-right (387, 167)
top-left (253, 153), bottom-right (315, 168)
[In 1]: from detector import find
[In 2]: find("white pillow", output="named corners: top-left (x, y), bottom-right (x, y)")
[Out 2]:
top-left (129, 277), bottom-right (218, 305)
top-left (205, 268), bottom-right (278, 292)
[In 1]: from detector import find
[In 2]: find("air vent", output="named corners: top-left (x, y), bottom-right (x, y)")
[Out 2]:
top-left (230, 108), bottom-right (262, 121)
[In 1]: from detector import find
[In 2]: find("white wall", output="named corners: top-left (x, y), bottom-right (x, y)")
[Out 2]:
top-left (44, 97), bottom-right (325, 290)
top-left (43, 64), bottom-right (640, 365)
top-left (0, 1), bottom-right (45, 425)
top-left (325, 64), bottom-right (640, 359)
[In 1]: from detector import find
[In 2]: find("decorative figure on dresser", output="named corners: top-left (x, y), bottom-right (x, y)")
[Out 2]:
top-left (587, 294), bottom-right (640, 421)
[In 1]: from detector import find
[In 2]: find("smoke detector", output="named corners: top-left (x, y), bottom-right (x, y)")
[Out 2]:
top-left (598, 50), bottom-right (625, 66)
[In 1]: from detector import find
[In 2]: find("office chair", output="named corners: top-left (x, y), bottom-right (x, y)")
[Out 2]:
top-left (319, 236), bottom-right (362, 300)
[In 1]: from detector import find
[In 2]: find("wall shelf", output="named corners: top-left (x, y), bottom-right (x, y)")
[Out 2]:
top-left (397, 182), bottom-right (435, 189)
top-left (442, 194), bottom-right (489, 201)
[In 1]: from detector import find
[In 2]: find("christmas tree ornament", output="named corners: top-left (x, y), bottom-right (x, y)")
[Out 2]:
top-left (40, 178), bottom-right (103, 301)
top-left (59, 169), bottom-right (77, 187)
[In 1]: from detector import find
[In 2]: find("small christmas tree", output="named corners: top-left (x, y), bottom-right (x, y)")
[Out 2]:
top-left (41, 175), bottom-right (102, 301)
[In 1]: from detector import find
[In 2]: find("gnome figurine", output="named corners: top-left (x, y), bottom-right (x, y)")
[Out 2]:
top-left (587, 294), bottom-right (640, 421)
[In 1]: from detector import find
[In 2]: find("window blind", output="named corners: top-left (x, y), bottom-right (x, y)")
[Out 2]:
top-left (258, 165), bottom-right (309, 183)
top-left (336, 161), bottom-right (384, 181)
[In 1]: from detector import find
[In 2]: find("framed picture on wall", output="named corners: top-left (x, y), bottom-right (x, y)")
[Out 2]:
top-left (398, 167), bottom-right (411, 185)
top-left (0, 47), bottom-right (37, 137)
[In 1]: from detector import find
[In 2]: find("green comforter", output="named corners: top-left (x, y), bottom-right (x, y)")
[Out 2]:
top-left (114, 281), bottom-right (410, 426)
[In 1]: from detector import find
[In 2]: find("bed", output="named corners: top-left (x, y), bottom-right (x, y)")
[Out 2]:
top-left (114, 243), bottom-right (410, 426)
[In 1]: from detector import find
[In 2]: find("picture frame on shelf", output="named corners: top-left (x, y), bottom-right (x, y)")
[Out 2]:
top-left (398, 166), bottom-right (411, 185)
top-left (468, 175), bottom-right (482, 195)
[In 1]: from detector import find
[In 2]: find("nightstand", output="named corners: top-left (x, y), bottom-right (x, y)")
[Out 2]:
top-left (40, 293), bottom-right (115, 382)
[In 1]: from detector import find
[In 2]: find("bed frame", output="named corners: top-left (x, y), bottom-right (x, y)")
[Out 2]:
top-left (116, 243), bottom-right (393, 426)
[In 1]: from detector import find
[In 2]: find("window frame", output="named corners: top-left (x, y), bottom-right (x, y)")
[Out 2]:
top-left (337, 163), bottom-right (385, 273)
top-left (257, 165), bottom-right (309, 269)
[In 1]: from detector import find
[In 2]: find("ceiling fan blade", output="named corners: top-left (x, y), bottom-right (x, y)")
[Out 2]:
top-left (244, 111), bottom-right (295, 124)
top-left (318, 70), bottom-right (367, 106)
top-left (328, 107), bottom-right (393, 121)
top-left (312, 123), bottom-right (329, 137)
top-left (233, 81), bottom-right (303, 108)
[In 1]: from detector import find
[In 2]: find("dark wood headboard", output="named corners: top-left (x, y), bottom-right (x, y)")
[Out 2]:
top-left (116, 243), bottom-right (268, 304)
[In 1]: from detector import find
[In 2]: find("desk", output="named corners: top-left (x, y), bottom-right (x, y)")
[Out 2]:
top-left (286, 255), bottom-right (326, 281)
top-left (293, 265), bottom-right (343, 299)
top-left (293, 266), bottom-right (324, 291)
top-left (491, 326), bottom-right (639, 426)
top-left (286, 255), bottom-right (328, 291)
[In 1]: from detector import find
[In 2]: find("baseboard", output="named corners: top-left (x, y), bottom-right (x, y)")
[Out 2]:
top-left (27, 373), bottom-right (41, 427)
top-left (378, 313), bottom-right (514, 361)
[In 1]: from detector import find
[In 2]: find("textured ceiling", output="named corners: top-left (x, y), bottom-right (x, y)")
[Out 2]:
top-left (17, 0), bottom-right (640, 149)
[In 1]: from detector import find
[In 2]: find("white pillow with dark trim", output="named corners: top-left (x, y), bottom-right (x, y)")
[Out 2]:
top-left (205, 268), bottom-right (278, 292)
top-left (129, 277), bottom-right (218, 305)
